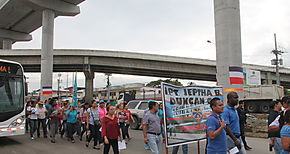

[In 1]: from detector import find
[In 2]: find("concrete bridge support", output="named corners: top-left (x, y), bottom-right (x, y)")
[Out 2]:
top-left (266, 72), bottom-right (273, 84)
top-left (214, 0), bottom-right (243, 102)
top-left (84, 65), bottom-right (95, 104)
top-left (40, 9), bottom-right (55, 100)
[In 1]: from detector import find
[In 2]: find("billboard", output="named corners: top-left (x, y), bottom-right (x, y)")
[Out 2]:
top-left (161, 82), bottom-right (223, 147)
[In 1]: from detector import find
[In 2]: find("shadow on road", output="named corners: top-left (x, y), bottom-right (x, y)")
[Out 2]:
top-left (0, 137), bottom-right (22, 147)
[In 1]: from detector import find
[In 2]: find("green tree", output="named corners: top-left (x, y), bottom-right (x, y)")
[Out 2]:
top-left (146, 79), bottom-right (183, 88)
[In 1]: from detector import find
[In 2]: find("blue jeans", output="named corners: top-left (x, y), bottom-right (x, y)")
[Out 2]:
top-left (273, 138), bottom-right (282, 154)
top-left (226, 136), bottom-right (246, 154)
top-left (144, 143), bottom-right (150, 150)
top-left (29, 119), bottom-right (38, 137)
top-left (172, 144), bottom-right (188, 154)
top-left (147, 133), bottom-right (162, 154)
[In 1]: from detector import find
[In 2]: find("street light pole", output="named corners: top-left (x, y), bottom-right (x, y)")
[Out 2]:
top-left (271, 33), bottom-right (283, 85)
top-left (105, 73), bottom-right (111, 103)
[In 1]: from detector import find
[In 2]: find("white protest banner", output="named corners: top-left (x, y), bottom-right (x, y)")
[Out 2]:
top-left (161, 82), bottom-right (223, 147)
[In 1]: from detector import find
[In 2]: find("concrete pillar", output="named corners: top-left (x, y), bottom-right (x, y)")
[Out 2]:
top-left (40, 9), bottom-right (55, 100)
top-left (214, 0), bottom-right (243, 102)
top-left (267, 72), bottom-right (273, 84)
top-left (3, 39), bottom-right (12, 49)
top-left (84, 70), bottom-right (94, 104)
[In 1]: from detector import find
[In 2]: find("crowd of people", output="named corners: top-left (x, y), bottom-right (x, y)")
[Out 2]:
top-left (24, 94), bottom-right (290, 154)
top-left (25, 98), bottom-right (135, 154)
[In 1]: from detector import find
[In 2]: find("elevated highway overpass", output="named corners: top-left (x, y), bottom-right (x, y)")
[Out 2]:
top-left (1, 49), bottom-right (290, 89)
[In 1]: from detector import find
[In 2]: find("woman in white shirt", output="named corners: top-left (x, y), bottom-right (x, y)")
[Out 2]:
top-left (37, 101), bottom-right (48, 138)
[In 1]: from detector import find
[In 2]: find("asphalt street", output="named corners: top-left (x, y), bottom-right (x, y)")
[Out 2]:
top-left (0, 130), bottom-right (272, 154)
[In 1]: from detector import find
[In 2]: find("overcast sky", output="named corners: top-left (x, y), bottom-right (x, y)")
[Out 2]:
top-left (13, 0), bottom-right (290, 91)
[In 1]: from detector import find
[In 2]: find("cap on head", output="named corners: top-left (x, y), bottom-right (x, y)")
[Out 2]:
top-left (99, 100), bottom-right (105, 104)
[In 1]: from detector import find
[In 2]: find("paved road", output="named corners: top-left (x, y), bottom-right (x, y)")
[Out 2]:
top-left (0, 130), bottom-right (272, 154)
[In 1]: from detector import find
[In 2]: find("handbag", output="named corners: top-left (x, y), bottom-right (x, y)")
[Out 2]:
top-left (91, 108), bottom-right (100, 126)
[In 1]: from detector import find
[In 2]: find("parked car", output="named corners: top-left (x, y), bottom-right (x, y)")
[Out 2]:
top-left (127, 100), bottom-right (161, 130)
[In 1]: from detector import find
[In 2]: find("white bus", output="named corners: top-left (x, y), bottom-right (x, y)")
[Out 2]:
top-left (0, 59), bottom-right (25, 137)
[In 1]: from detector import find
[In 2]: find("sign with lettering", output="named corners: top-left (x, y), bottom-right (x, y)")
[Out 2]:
top-left (161, 82), bottom-right (223, 147)
top-left (0, 62), bottom-right (22, 75)
top-left (244, 68), bottom-right (261, 85)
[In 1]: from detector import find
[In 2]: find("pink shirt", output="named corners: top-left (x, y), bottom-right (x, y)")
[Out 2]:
top-left (98, 107), bottom-right (107, 120)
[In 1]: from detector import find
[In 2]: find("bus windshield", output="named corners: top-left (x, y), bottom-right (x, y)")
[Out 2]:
top-left (0, 76), bottom-right (24, 113)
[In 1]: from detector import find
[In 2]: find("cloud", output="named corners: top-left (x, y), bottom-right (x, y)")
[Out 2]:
top-left (240, 0), bottom-right (290, 67)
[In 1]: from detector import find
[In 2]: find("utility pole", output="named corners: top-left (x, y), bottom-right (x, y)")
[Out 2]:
top-left (106, 73), bottom-right (111, 103)
top-left (271, 33), bottom-right (283, 85)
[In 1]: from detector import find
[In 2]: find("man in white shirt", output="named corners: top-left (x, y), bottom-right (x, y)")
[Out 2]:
top-left (28, 101), bottom-right (39, 140)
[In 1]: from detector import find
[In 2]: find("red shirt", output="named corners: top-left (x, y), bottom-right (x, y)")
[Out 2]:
top-left (102, 116), bottom-right (120, 139)
top-left (123, 110), bottom-right (132, 121)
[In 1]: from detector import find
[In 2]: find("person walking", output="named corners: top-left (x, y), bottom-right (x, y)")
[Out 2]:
top-left (98, 100), bottom-right (107, 121)
top-left (25, 101), bottom-right (32, 133)
top-left (65, 104), bottom-right (78, 143)
top-left (172, 144), bottom-right (188, 154)
top-left (48, 100), bottom-right (63, 143)
top-left (60, 101), bottom-right (70, 138)
top-left (76, 101), bottom-right (83, 138)
top-left (37, 101), bottom-right (48, 138)
top-left (280, 110), bottom-right (290, 154)
top-left (102, 105), bottom-right (121, 154)
top-left (157, 103), bottom-right (167, 144)
top-left (268, 100), bottom-right (283, 154)
top-left (98, 100), bottom-right (106, 144)
top-left (86, 100), bottom-right (102, 149)
top-left (279, 96), bottom-right (290, 130)
top-left (206, 97), bottom-right (227, 154)
top-left (116, 104), bottom-right (127, 140)
top-left (27, 101), bottom-right (39, 140)
top-left (123, 104), bottom-right (135, 140)
top-left (222, 92), bottom-right (246, 154)
top-left (143, 100), bottom-right (162, 154)
top-left (237, 101), bottom-right (252, 150)
top-left (80, 102), bottom-right (89, 141)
